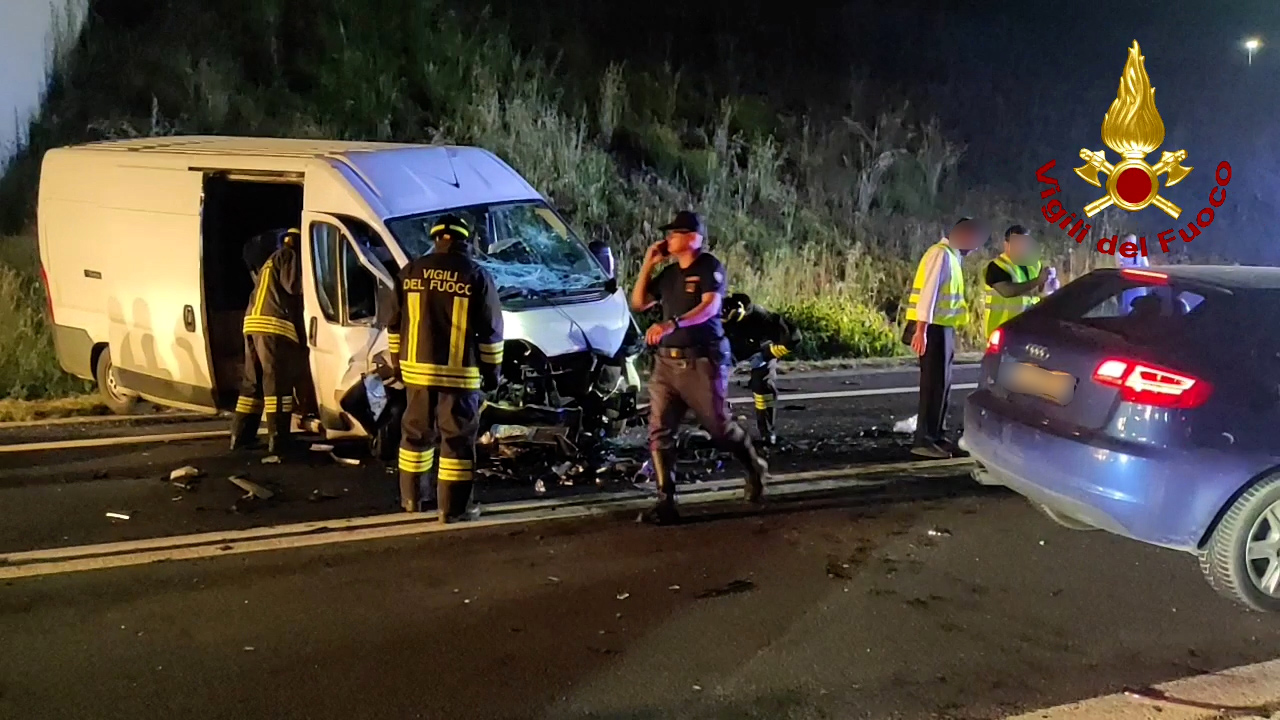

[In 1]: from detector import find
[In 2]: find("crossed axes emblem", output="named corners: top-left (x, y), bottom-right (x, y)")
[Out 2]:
top-left (1074, 148), bottom-right (1193, 219)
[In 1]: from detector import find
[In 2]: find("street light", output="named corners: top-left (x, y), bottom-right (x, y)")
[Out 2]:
top-left (1245, 38), bottom-right (1261, 66)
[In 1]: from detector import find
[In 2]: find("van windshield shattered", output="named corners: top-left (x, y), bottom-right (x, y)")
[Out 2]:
top-left (386, 201), bottom-right (609, 299)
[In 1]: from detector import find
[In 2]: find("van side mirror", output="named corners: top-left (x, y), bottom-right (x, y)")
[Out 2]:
top-left (588, 240), bottom-right (615, 279)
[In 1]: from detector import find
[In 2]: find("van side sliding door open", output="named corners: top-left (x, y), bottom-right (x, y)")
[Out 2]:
top-left (300, 211), bottom-right (397, 433)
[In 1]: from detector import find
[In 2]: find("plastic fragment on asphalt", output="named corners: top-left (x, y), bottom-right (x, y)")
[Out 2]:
top-left (669, 585), bottom-right (681, 591)
top-left (244, 646), bottom-right (255, 651)
top-left (105, 512), bottom-right (131, 520)
top-left (547, 576), bottom-right (561, 584)
top-left (893, 415), bottom-right (918, 434)
top-left (170, 466), bottom-right (202, 481)
top-left (261, 455), bottom-right (281, 465)
top-left (693, 685), bottom-right (703, 692)
top-left (230, 476), bottom-right (274, 500)
top-left (310, 443), bottom-right (335, 452)
top-left (330, 453), bottom-right (360, 467)
top-left (927, 527), bottom-right (952, 538)
top-left (616, 592), bottom-right (630, 600)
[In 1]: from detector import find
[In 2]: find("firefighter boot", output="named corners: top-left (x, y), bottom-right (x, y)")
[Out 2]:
top-left (398, 471), bottom-right (421, 513)
top-left (640, 450), bottom-right (680, 525)
top-left (229, 413), bottom-right (261, 451)
top-left (417, 474), bottom-right (438, 512)
top-left (755, 406), bottom-right (778, 447)
top-left (438, 481), bottom-right (477, 524)
top-left (733, 435), bottom-right (768, 505)
top-left (265, 413), bottom-right (294, 456)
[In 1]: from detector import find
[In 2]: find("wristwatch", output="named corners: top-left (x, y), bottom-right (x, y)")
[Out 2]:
top-left (670, 317), bottom-right (681, 329)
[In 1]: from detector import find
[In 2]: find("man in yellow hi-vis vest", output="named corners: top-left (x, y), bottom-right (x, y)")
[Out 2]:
top-left (904, 217), bottom-right (988, 458)
top-left (983, 225), bottom-right (1052, 338)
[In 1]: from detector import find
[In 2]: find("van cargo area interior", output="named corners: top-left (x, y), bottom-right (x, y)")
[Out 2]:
top-left (200, 175), bottom-right (303, 410)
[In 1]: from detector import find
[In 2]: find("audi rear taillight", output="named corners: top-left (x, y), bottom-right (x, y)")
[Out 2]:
top-left (986, 328), bottom-right (1004, 354)
top-left (1092, 358), bottom-right (1211, 409)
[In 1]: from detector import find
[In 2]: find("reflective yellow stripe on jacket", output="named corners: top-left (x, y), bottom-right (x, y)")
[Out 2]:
top-left (400, 361), bottom-right (482, 390)
top-left (905, 241), bottom-right (968, 328)
top-left (983, 255), bottom-right (1042, 337)
top-left (242, 258), bottom-right (298, 342)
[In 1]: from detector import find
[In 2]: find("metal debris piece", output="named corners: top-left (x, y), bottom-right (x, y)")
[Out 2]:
top-left (261, 455), bottom-right (282, 465)
top-left (668, 585), bottom-right (681, 591)
top-left (927, 527), bottom-right (952, 538)
top-left (616, 592), bottom-right (630, 600)
top-left (697, 579), bottom-right (756, 599)
top-left (230, 476), bottom-right (275, 500)
top-left (310, 443), bottom-right (335, 452)
top-left (330, 452), bottom-right (360, 467)
top-left (170, 466), bottom-right (202, 481)
top-left (105, 512), bottom-right (131, 520)
top-left (534, 479), bottom-right (547, 495)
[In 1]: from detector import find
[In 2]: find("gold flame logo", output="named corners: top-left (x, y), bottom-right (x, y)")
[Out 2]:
top-left (1074, 41), bottom-right (1193, 218)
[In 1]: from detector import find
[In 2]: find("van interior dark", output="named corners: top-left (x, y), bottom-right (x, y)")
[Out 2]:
top-left (200, 175), bottom-right (305, 411)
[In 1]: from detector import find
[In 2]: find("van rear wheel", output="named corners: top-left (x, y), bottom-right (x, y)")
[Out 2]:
top-left (95, 350), bottom-right (138, 415)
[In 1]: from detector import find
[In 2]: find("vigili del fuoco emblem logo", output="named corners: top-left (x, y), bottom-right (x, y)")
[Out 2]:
top-left (1035, 41), bottom-right (1232, 258)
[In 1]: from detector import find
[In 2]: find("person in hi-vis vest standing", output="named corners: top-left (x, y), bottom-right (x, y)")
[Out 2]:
top-left (983, 225), bottom-right (1054, 338)
top-left (903, 218), bottom-right (988, 459)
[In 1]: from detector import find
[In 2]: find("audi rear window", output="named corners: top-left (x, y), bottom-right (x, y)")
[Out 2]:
top-left (1035, 271), bottom-right (1232, 346)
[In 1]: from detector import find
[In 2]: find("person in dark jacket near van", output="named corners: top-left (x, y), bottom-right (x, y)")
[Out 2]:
top-left (722, 293), bottom-right (801, 446)
top-left (230, 228), bottom-right (305, 454)
top-left (385, 215), bottom-right (505, 522)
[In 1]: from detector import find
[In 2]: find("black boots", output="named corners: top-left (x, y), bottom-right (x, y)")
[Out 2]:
top-left (399, 471), bottom-right (420, 513)
top-left (264, 413), bottom-right (293, 455)
top-left (229, 412), bottom-right (261, 451)
top-left (755, 407), bottom-right (777, 447)
top-left (438, 481), bottom-right (478, 524)
top-left (733, 437), bottom-right (768, 505)
top-left (641, 450), bottom-right (680, 525)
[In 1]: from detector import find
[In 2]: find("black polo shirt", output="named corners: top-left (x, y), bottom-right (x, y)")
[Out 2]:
top-left (651, 251), bottom-right (728, 353)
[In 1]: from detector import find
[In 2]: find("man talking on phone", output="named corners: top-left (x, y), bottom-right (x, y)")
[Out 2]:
top-left (630, 211), bottom-right (769, 525)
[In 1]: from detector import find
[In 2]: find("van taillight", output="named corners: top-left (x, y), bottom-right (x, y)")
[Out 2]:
top-left (1092, 358), bottom-right (1211, 409)
top-left (39, 265), bottom-right (54, 322)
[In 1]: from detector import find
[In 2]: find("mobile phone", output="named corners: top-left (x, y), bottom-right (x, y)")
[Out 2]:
top-left (657, 239), bottom-right (669, 257)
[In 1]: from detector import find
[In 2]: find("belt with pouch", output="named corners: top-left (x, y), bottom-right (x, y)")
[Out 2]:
top-left (655, 346), bottom-right (706, 360)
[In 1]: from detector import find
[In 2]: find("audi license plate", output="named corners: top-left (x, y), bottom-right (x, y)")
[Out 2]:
top-left (1001, 362), bottom-right (1076, 405)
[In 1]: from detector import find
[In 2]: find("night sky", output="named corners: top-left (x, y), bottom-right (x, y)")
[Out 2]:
top-left (497, 0), bottom-right (1280, 263)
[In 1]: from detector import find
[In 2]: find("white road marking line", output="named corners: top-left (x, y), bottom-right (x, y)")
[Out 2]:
top-left (0, 384), bottom-right (981, 454)
top-left (727, 383), bottom-right (978, 405)
top-left (0, 457), bottom-right (974, 579)
top-left (1007, 657), bottom-right (1280, 719)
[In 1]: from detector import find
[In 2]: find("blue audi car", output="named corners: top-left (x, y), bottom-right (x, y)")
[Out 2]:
top-left (961, 265), bottom-right (1280, 612)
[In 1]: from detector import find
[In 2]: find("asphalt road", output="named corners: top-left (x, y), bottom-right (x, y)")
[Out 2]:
top-left (8, 364), bottom-right (1276, 719)
top-left (0, 367), bottom-right (977, 554)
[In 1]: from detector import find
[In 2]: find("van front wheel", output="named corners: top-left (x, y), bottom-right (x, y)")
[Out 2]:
top-left (95, 350), bottom-right (138, 415)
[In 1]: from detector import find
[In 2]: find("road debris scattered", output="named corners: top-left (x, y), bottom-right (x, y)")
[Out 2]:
top-left (105, 512), bottom-right (131, 520)
top-left (310, 443), bottom-right (335, 452)
top-left (261, 455), bottom-right (281, 465)
top-left (697, 579), bottom-right (756, 599)
top-left (329, 452), bottom-right (360, 467)
top-left (308, 489), bottom-right (339, 503)
top-left (169, 466), bottom-right (203, 481)
top-left (230, 476), bottom-right (275, 500)
top-left (547, 576), bottom-right (561, 584)
top-left (927, 527), bottom-right (953, 538)
top-left (668, 584), bottom-right (681, 591)
top-left (825, 559), bottom-right (853, 580)
top-left (616, 592), bottom-right (630, 600)
top-left (893, 415), bottom-right (918, 434)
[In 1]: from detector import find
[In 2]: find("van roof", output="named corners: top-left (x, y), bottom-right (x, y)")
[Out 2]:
top-left (63, 136), bottom-right (543, 218)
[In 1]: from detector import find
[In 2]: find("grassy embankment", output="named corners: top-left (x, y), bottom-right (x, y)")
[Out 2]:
top-left (0, 0), bottom-right (1110, 419)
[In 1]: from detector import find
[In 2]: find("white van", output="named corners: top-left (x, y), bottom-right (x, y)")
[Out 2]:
top-left (38, 136), bottom-right (642, 446)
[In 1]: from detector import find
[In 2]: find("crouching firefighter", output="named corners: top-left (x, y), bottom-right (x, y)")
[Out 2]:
top-left (386, 214), bottom-right (504, 522)
top-left (231, 228), bottom-right (305, 454)
top-left (722, 293), bottom-right (801, 447)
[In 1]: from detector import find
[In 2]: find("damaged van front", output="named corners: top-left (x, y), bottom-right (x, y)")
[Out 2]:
top-left (337, 198), bottom-right (643, 460)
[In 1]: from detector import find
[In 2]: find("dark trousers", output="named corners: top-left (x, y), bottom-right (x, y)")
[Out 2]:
top-left (231, 333), bottom-right (299, 449)
top-left (399, 386), bottom-right (482, 517)
top-left (906, 322), bottom-right (955, 445)
top-left (747, 360), bottom-right (778, 439)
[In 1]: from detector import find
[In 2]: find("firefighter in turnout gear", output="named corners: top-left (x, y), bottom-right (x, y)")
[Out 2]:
top-left (722, 293), bottom-right (801, 447)
top-left (230, 228), bottom-right (305, 455)
top-left (386, 214), bottom-right (504, 522)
